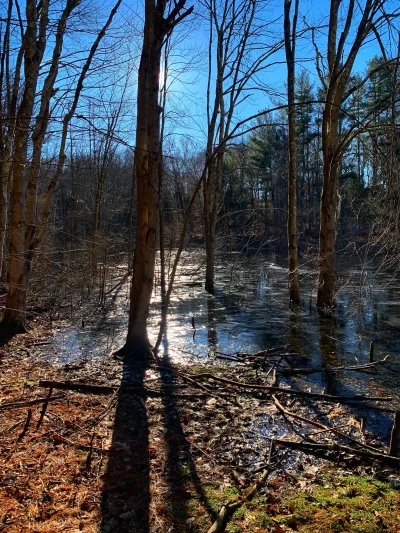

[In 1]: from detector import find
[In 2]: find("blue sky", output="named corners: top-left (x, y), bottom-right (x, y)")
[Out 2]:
top-left (161, 0), bottom-right (399, 147)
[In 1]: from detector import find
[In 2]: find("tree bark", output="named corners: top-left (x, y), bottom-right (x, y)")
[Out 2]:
top-left (1, 0), bottom-right (121, 332)
top-left (122, 0), bottom-right (193, 356)
top-left (2, 0), bottom-right (49, 332)
top-left (315, 0), bottom-right (382, 310)
top-left (284, 0), bottom-right (300, 305)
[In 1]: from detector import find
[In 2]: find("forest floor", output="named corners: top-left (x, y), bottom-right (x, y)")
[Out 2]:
top-left (0, 319), bottom-right (399, 533)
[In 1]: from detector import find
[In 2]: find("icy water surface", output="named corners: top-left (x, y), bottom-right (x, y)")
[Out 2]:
top-left (46, 251), bottom-right (400, 403)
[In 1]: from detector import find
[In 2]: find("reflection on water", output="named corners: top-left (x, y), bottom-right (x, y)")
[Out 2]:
top-left (46, 250), bottom-right (400, 402)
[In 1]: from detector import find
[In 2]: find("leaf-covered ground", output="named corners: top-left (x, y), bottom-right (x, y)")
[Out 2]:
top-left (0, 324), bottom-right (399, 533)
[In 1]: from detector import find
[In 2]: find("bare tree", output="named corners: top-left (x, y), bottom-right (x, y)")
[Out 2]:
top-left (0, 0), bottom-right (24, 282)
top-left (315, 0), bottom-right (397, 310)
top-left (120, 0), bottom-right (193, 357)
top-left (1, 0), bottom-right (122, 333)
top-left (202, 0), bottom-right (282, 293)
top-left (284, 0), bottom-right (300, 304)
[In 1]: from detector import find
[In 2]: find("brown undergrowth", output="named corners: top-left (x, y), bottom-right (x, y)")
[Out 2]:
top-left (0, 329), bottom-right (399, 533)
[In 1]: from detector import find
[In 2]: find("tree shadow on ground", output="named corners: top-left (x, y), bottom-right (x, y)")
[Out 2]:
top-left (155, 329), bottom-right (217, 530)
top-left (0, 327), bottom-right (17, 347)
top-left (100, 332), bottom-right (217, 532)
top-left (100, 356), bottom-right (150, 533)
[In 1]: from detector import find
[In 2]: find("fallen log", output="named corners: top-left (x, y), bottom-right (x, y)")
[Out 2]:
top-left (189, 373), bottom-right (393, 402)
top-left (274, 438), bottom-right (400, 466)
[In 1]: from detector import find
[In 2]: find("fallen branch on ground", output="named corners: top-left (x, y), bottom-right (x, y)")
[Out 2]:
top-left (187, 373), bottom-right (393, 402)
top-left (39, 380), bottom-right (117, 394)
top-left (207, 442), bottom-right (275, 533)
top-left (281, 356), bottom-right (390, 375)
top-left (39, 379), bottom-right (211, 399)
top-left (272, 395), bottom-right (380, 453)
top-left (274, 438), bottom-right (400, 466)
top-left (0, 394), bottom-right (66, 411)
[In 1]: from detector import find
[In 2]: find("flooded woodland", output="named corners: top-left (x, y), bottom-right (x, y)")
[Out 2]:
top-left (1, 0), bottom-right (400, 531)
top-left (1, 249), bottom-right (399, 532)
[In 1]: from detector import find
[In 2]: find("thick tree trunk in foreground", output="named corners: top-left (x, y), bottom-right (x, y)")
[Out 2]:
top-left (1, 0), bottom-right (121, 333)
top-left (284, 0), bottom-right (300, 305)
top-left (317, 106), bottom-right (340, 309)
top-left (123, 0), bottom-right (193, 355)
top-left (125, 1), bottom-right (163, 354)
top-left (2, 0), bottom-right (49, 332)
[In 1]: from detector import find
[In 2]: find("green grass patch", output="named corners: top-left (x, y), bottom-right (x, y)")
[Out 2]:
top-left (173, 472), bottom-right (399, 532)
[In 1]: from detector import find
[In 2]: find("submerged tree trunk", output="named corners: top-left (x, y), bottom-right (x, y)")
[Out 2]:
top-left (284, 0), bottom-right (300, 305)
top-left (204, 155), bottom-right (223, 294)
top-left (204, 220), bottom-right (215, 293)
top-left (315, 0), bottom-right (385, 310)
top-left (317, 102), bottom-right (340, 309)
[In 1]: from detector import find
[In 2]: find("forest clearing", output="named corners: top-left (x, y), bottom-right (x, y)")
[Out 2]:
top-left (1, 0), bottom-right (400, 531)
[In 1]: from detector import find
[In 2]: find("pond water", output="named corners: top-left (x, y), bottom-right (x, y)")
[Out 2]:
top-left (45, 250), bottom-right (400, 404)
top-left (40, 250), bottom-right (400, 453)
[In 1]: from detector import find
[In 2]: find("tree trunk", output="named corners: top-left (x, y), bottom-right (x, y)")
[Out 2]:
top-left (284, 0), bottom-right (300, 305)
top-left (2, 0), bottom-right (48, 329)
top-left (1, 0), bottom-right (120, 333)
top-left (204, 222), bottom-right (215, 294)
top-left (317, 104), bottom-right (340, 310)
top-left (3, 131), bottom-right (34, 331)
top-left (314, 0), bottom-right (384, 309)
top-left (123, 0), bottom-right (193, 356)
top-left (0, 161), bottom-right (11, 282)
top-left (125, 3), bottom-right (162, 353)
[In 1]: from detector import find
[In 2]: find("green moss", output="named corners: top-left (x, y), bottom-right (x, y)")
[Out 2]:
top-left (182, 473), bottom-right (400, 533)
top-left (168, 471), bottom-right (399, 532)
top-left (278, 473), bottom-right (400, 533)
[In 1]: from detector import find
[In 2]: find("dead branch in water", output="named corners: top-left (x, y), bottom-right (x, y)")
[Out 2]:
top-left (186, 372), bottom-right (393, 402)
top-left (274, 438), bottom-right (400, 466)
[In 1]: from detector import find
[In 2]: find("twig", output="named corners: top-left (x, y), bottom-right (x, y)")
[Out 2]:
top-left (369, 341), bottom-right (374, 363)
top-left (238, 345), bottom-right (289, 357)
top-left (85, 432), bottom-right (96, 470)
top-left (262, 345), bottom-right (270, 370)
top-left (36, 387), bottom-right (53, 429)
top-left (0, 419), bottom-right (24, 436)
top-left (0, 394), bottom-right (65, 411)
top-left (207, 441), bottom-right (275, 533)
top-left (51, 432), bottom-right (102, 452)
top-left (17, 409), bottom-right (32, 441)
top-left (84, 388), bottom-right (119, 427)
top-left (281, 356), bottom-right (389, 375)
top-left (389, 411), bottom-right (400, 457)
